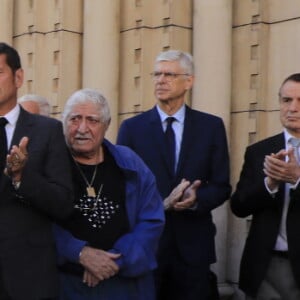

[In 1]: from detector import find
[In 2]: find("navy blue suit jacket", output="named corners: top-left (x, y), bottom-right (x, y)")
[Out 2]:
top-left (117, 105), bottom-right (231, 266)
top-left (0, 108), bottom-right (73, 299)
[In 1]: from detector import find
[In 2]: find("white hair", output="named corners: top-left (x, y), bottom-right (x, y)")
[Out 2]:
top-left (61, 88), bottom-right (111, 132)
top-left (155, 49), bottom-right (194, 75)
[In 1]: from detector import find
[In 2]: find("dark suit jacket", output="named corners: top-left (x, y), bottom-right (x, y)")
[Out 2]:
top-left (0, 108), bottom-right (73, 300)
top-left (117, 105), bottom-right (231, 266)
top-left (231, 133), bottom-right (300, 297)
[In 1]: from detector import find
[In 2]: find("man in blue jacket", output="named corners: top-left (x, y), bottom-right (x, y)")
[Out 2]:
top-left (53, 88), bottom-right (164, 300)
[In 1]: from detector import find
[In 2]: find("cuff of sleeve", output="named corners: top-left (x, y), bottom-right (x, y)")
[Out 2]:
top-left (12, 180), bottom-right (21, 190)
top-left (188, 202), bottom-right (198, 211)
top-left (66, 240), bottom-right (88, 263)
top-left (108, 248), bottom-right (124, 269)
top-left (290, 177), bottom-right (300, 190)
top-left (264, 177), bottom-right (279, 195)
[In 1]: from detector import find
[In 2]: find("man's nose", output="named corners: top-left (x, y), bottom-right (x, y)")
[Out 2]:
top-left (78, 119), bottom-right (88, 132)
top-left (290, 99), bottom-right (300, 111)
top-left (156, 73), bottom-right (167, 82)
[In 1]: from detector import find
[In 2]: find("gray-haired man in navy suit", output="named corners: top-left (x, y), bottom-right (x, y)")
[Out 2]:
top-left (117, 50), bottom-right (231, 300)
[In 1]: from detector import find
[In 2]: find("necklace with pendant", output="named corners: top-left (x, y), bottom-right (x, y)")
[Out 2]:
top-left (73, 158), bottom-right (98, 197)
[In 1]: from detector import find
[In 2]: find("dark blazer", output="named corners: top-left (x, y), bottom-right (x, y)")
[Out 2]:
top-left (231, 133), bottom-right (300, 297)
top-left (117, 105), bottom-right (231, 266)
top-left (0, 108), bottom-right (73, 300)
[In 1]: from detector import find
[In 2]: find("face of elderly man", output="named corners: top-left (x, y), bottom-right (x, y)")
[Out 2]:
top-left (65, 101), bottom-right (109, 161)
top-left (153, 60), bottom-right (193, 106)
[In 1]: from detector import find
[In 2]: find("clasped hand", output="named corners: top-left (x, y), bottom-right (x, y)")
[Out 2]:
top-left (264, 147), bottom-right (300, 189)
top-left (164, 178), bottom-right (201, 211)
top-left (79, 246), bottom-right (121, 287)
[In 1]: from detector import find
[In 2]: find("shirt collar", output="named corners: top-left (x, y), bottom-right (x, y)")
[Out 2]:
top-left (3, 104), bottom-right (20, 127)
top-left (156, 104), bottom-right (185, 124)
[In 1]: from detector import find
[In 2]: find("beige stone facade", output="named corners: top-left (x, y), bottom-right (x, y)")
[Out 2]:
top-left (1, 0), bottom-right (300, 298)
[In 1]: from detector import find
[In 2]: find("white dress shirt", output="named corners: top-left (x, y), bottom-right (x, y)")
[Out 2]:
top-left (1, 104), bottom-right (20, 150)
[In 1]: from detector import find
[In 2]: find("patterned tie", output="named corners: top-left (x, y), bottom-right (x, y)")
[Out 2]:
top-left (165, 117), bottom-right (176, 174)
top-left (289, 137), bottom-right (300, 163)
top-left (0, 117), bottom-right (8, 174)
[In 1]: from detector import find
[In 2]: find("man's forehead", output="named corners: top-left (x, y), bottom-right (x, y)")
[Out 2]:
top-left (69, 112), bottom-right (99, 118)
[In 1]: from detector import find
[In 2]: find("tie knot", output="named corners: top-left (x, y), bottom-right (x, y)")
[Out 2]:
top-left (166, 117), bottom-right (175, 126)
top-left (0, 117), bottom-right (8, 127)
top-left (289, 137), bottom-right (300, 148)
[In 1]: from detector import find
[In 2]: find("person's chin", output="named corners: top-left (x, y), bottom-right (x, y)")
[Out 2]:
top-left (74, 144), bottom-right (91, 153)
top-left (157, 96), bottom-right (170, 103)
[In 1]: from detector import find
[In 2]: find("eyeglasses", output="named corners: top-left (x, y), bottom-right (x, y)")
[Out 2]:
top-left (150, 71), bottom-right (189, 81)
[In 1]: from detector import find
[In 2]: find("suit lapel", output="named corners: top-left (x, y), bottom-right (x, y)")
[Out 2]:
top-left (271, 133), bottom-right (288, 207)
top-left (10, 109), bottom-right (33, 150)
top-left (176, 106), bottom-right (195, 178)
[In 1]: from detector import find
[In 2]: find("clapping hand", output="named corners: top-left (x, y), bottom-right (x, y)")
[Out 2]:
top-left (164, 179), bottom-right (201, 211)
top-left (5, 136), bottom-right (29, 181)
top-left (173, 179), bottom-right (201, 211)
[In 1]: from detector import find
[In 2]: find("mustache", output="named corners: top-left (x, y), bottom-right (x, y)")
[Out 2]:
top-left (74, 133), bottom-right (91, 139)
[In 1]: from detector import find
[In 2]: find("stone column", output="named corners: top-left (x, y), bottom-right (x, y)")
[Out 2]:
top-left (82, 0), bottom-right (120, 142)
top-left (0, 0), bottom-right (13, 43)
top-left (192, 0), bottom-right (233, 297)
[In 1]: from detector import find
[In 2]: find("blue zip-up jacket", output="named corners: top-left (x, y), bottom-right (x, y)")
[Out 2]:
top-left (53, 140), bottom-right (164, 299)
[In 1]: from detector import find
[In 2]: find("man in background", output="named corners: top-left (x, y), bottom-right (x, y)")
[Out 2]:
top-left (18, 93), bottom-right (50, 116)
top-left (117, 49), bottom-right (231, 300)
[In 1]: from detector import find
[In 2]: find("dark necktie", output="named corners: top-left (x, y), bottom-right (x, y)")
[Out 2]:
top-left (0, 117), bottom-right (8, 174)
top-left (165, 117), bottom-right (176, 174)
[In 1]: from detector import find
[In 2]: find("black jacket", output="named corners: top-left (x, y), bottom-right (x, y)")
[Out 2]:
top-left (231, 133), bottom-right (300, 297)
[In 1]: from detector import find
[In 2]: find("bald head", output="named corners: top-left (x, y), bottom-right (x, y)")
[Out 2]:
top-left (18, 94), bottom-right (50, 116)
top-left (20, 100), bottom-right (40, 114)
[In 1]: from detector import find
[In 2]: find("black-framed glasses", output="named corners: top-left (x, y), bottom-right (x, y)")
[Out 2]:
top-left (150, 71), bottom-right (189, 81)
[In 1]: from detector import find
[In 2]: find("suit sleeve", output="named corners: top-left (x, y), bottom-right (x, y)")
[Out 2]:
top-left (231, 146), bottom-right (277, 218)
top-left (17, 120), bottom-right (73, 219)
top-left (194, 118), bottom-right (231, 214)
top-left (53, 224), bottom-right (87, 264)
top-left (116, 120), bottom-right (132, 147)
top-left (110, 161), bottom-right (164, 277)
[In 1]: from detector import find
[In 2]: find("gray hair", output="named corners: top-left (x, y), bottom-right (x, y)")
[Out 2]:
top-left (62, 88), bottom-right (111, 129)
top-left (155, 50), bottom-right (194, 75)
top-left (18, 94), bottom-right (51, 116)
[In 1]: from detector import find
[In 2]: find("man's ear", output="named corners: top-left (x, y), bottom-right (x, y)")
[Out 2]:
top-left (185, 75), bottom-right (194, 91)
top-left (105, 119), bottom-right (111, 131)
top-left (14, 68), bottom-right (24, 88)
